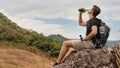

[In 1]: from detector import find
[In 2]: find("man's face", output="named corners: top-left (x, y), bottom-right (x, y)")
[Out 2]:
top-left (88, 7), bottom-right (94, 15)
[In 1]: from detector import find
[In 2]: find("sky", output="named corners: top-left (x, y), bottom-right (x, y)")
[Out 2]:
top-left (0, 0), bottom-right (120, 40)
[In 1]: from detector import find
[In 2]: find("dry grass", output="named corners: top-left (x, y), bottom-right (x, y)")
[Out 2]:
top-left (0, 41), bottom-right (54, 68)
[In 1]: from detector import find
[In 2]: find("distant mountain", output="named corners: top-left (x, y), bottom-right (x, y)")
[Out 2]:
top-left (48, 34), bottom-right (68, 42)
top-left (106, 40), bottom-right (120, 47)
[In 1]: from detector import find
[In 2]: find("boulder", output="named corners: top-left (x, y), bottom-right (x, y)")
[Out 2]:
top-left (53, 43), bottom-right (120, 68)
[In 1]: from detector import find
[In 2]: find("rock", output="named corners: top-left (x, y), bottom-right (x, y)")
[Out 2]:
top-left (53, 43), bottom-right (120, 68)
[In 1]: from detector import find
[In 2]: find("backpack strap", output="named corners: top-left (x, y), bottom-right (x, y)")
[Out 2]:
top-left (94, 19), bottom-right (102, 49)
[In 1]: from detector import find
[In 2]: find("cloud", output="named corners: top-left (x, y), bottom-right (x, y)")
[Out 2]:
top-left (1, 0), bottom-right (120, 21)
top-left (15, 17), bottom-right (86, 39)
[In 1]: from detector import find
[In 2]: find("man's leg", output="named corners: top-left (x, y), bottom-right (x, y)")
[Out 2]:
top-left (56, 40), bottom-right (73, 63)
top-left (61, 48), bottom-right (75, 63)
top-left (54, 40), bottom-right (93, 65)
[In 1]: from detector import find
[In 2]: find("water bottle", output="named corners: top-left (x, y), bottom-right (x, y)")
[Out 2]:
top-left (79, 35), bottom-right (83, 41)
top-left (78, 8), bottom-right (89, 12)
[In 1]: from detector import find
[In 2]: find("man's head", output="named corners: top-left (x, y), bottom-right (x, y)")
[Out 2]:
top-left (88, 5), bottom-right (101, 17)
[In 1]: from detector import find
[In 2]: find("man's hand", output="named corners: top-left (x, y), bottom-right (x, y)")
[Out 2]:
top-left (78, 8), bottom-right (87, 26)
top-left (79, 8), bottom-right (85, 13)
top-left (83, 37), bottom-right (89, 41)
top-left (83, 38), bottom-right (87, 41)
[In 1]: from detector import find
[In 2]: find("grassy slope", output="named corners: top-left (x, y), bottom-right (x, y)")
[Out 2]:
top-left (0, 42), bottom-right (53, 68)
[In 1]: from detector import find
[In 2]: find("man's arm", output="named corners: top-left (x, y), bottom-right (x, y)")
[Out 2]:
top-left (83, 26), bottom-right (98, 41)
top-left (78, 12), bottom-right (87, 26)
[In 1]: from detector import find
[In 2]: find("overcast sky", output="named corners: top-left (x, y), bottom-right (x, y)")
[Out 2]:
top-left (0, 0), bottom-right (120, 40)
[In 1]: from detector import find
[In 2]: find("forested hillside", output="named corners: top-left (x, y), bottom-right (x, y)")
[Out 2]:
top-left (0, 12), bottom-right (65, 57)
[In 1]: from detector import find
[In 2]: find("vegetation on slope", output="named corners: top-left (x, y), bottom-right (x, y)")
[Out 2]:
top-left (0, 12), bottom-right (67, 57)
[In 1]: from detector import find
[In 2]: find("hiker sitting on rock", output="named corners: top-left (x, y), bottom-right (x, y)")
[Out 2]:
top-left (53, 5), bottom-right (101, 66)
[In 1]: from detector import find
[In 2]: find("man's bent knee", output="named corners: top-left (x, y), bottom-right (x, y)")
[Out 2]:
top-left (62, 41), bottom-right (73, 47)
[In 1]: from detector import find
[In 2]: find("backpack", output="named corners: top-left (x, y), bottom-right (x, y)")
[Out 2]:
top-left (95, 20), bottom-right (110, 49)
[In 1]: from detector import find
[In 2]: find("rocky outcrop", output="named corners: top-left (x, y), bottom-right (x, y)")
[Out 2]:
top-left (53, 43), bottom-right (120, 68)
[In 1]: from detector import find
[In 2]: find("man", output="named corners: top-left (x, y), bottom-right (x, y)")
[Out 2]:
top-left (53, 5), bottom-right (101, 66)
